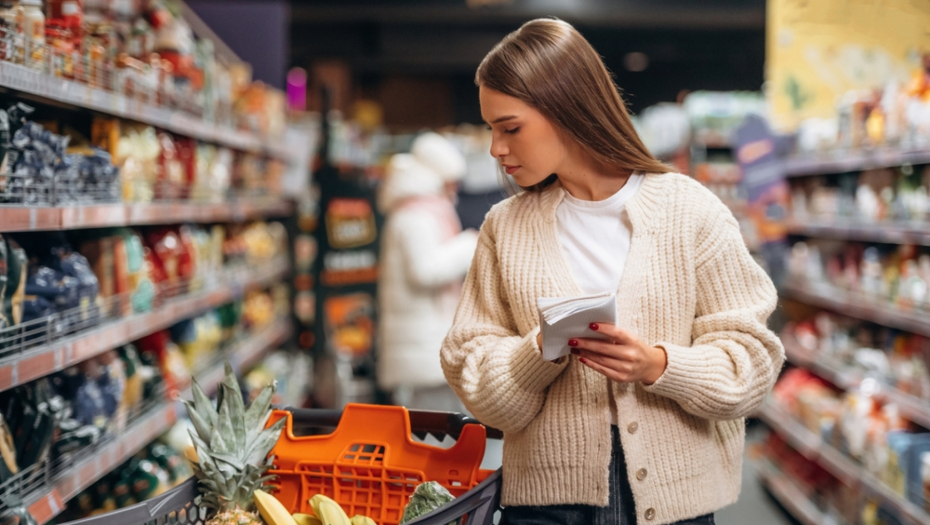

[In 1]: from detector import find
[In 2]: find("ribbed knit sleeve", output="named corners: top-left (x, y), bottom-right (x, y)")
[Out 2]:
top-left (441, 224), bottom-right (569, 434)
top-left (642, 205), bottom-right (785, 420)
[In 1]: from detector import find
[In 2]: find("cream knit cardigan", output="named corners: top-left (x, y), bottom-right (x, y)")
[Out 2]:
top-left (441, 172), bottom-right (784, 524)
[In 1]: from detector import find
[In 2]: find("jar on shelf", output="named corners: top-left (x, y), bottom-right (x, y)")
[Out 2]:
top-left (20, 0), bottom-right (44, 70)
top-left (83, 20), bottom-right (114, 88)
top-left (45, 21), bottom-right (74, 78)
top-left (0, 1), bottom-right (24, 64)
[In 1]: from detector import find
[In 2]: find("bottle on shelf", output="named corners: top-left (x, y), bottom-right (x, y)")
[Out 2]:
top-left (20, 0), bottom-right (43, 70)
top-left (0, 0), bottom-right (24, 64)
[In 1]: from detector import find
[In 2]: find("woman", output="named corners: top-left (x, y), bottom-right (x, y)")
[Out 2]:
top-left (440, 19), bottom-right (784, 525)
top-left (378, 132), bottom-right (479, 411)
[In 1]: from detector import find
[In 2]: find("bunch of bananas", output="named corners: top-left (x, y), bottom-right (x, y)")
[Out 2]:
top-left (253, 489), bottom-right (376, 525)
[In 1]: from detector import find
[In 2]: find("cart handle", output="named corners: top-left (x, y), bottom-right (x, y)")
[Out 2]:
top-left (279, 406), bottom-right (504, 441)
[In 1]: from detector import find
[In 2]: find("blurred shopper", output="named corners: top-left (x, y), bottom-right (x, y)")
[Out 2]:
top-left (377, 132), bottom-right (479, 411)
top-left (441, 19), bottom-right (784, 525)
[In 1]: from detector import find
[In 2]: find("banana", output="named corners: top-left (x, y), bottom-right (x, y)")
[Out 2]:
top-left (254, 489), bottom-right (298, 525)
top-left (309, 494), bottom-right (351, 525)
top-left (350, 516), bottom-right (376, 525)
top-left (293, 513), bottom-right (324, 525)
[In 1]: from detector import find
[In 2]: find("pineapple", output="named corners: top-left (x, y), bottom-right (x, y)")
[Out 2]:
top-left (183, 363), bottom-right (287, 525)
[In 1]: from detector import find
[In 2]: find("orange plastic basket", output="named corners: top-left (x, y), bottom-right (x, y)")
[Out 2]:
top-left (266, 403), bottom-right (493, 525)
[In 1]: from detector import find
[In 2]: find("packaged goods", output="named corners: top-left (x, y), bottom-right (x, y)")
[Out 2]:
top-left (401, 482), bottom-right (455, 524)
top-left (20, 0), bottom-right (43, 70)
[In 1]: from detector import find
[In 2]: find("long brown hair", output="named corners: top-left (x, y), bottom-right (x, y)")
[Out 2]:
top-left (477, 18), bottom-right (671, 191)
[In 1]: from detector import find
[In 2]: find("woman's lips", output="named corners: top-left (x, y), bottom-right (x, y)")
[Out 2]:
top-left (503, 165), bottom-right (520, 175)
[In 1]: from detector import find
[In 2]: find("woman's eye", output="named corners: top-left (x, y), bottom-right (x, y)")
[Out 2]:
top-left (504, 127), bottom-right (520, 135)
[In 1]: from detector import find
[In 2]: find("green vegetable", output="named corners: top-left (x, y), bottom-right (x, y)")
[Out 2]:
top-left (400, 481), bottom-right (455, 524)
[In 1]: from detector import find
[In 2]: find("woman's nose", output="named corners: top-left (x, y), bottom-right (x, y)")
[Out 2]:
top-left (489, 136), bottom-right (508, 159)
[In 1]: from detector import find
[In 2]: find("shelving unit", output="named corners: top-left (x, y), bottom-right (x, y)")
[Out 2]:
top-left (786, 221), bottom-right (930, 247)
top-left (754, 459), bottom-right (830, 525)
top-left (780, 279), bottom-right (930, 338)
top-left (18, 318), bottom-right (291, 525)
top-left (0, 257), bottom-right (288, 392)
top-left (0, 61), bottom-right (292, 162)
top-left (784, 148), bottom-right (930, 177)
top-left (781, 332), bottom-right (930, 430)
top-left (757, 401), bottom-right (930, 525)
top-left (0, 199), bottom-right (294, 233)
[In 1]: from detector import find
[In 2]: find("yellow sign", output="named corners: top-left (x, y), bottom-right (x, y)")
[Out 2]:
top-left (766, 0), bottom-right (930, 131)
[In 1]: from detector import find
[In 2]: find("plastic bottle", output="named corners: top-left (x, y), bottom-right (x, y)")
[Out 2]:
top-left (20, 0), bottom-right (43, 70)
top-left (0, 1), bottom-right (24, 64)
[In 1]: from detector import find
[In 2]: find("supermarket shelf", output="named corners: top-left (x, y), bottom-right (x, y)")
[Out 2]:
top-left (786, 220), bottom-right (930, 246)
top-left (0, 257), bottom-right (289, 393)
top-left (21, 319), bottom-right (291, 524)
top-left (754, 459), bottom-right (827, 525)
top-left (0, 198), bottom-right (293, 232)
top-left (782, 332), bottom-right (930, 429)
top-left (758, 401), bottom-right (930, 525)
top-left (0, 61), bottom-right (291, 162)
top-left (785, 148), bottom-right (930, 177)
top-left (781, 279), bottom-right (930, 338)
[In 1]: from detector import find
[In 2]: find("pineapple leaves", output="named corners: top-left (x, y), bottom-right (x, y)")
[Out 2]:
top-left (183, 399), bottom-right (214, 445)
top-left (243, 384), bottom-right (275, 444)
top-left (190, 379), bottom-right (217, 429)
top-left (209, 452), bottom-right (245, 471)
top-left (214, 397), bottom-right (235, 454)
top-left (221, 383), bottom-right (246, 452)
top-left (245, 417), bottom-right (286, 466)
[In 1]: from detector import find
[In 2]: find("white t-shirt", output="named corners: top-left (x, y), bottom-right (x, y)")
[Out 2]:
top-left (556, 174), bottom-right (644, 295)
top-left (556, 173), bottom-right (644, 425)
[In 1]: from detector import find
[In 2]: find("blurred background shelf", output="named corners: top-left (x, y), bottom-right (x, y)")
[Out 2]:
top-left (781, 332), bottom-right (930, 430)
top-left (757, 402), bottom-right (930, 525)
top-left (780, 280), bottom-right (930, 338)
top-left (0, 257), bottom-right (289, 393)
top-left (20, 317), bottom-right (291, 525)
top-left (0, 62), bottom-right (292, 163)
top-left (784, 149), bottom-right (930, 177)
top-left (786, 221), bottom-right (930, 247)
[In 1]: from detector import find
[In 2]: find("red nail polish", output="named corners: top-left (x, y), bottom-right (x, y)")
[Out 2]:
top-left (589, 323), bottom-right (599, 331)
top-left (568, 339), bottom-right (579, 347)
top-left (579, 358), bottom-right (587, 364)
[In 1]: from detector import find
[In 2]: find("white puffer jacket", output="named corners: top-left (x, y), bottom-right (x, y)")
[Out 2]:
top-left (377, 134), bottom-right (479, 390)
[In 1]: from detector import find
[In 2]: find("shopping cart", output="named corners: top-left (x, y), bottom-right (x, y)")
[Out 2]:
top-left (57, 404), bottom-right (504, 525)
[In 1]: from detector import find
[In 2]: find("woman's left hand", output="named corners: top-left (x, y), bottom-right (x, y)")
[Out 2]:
top-left (569, 323), bottom-right (667, 385)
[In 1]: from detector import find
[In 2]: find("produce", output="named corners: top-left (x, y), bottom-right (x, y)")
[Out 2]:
top-left (292, 513), bottom-right (323, 525)
top-left (183, 363), bottom-right (286, 525)
top-left (350, 516), bottom-right (376, 525)
top-left (254, 489), bottom-right (298, 525)
top-left (309, 494), bottom-right (351, 525)
top-left (400, 482), bottom-right (455, 524)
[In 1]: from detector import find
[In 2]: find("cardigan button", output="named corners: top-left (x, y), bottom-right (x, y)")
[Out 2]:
top-left (627, 422), bottom-right (639, 434)
top-left (645, 508), bottom-right (656, 520)
top-left (636, 468), bottom-right (648, 481)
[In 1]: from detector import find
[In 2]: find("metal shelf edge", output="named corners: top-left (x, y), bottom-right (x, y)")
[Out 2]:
top-left (0, 259), bottom-right (289, 393)
top-left (754, 459), bottom-right (826, 525)
top-left (786, 221), bottom-right (930, 246)
top-left (0, 199), bottom-right (293, 233)
top-left (0, 62), bottom-right (290, 162)
top-left (784, 149), bottom-right (930, 177)
top-left (780, 281), bottom-right (930, 338)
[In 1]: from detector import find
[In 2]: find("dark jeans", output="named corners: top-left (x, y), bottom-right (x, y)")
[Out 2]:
top-left (501, 427), bottom-right (716, 525)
